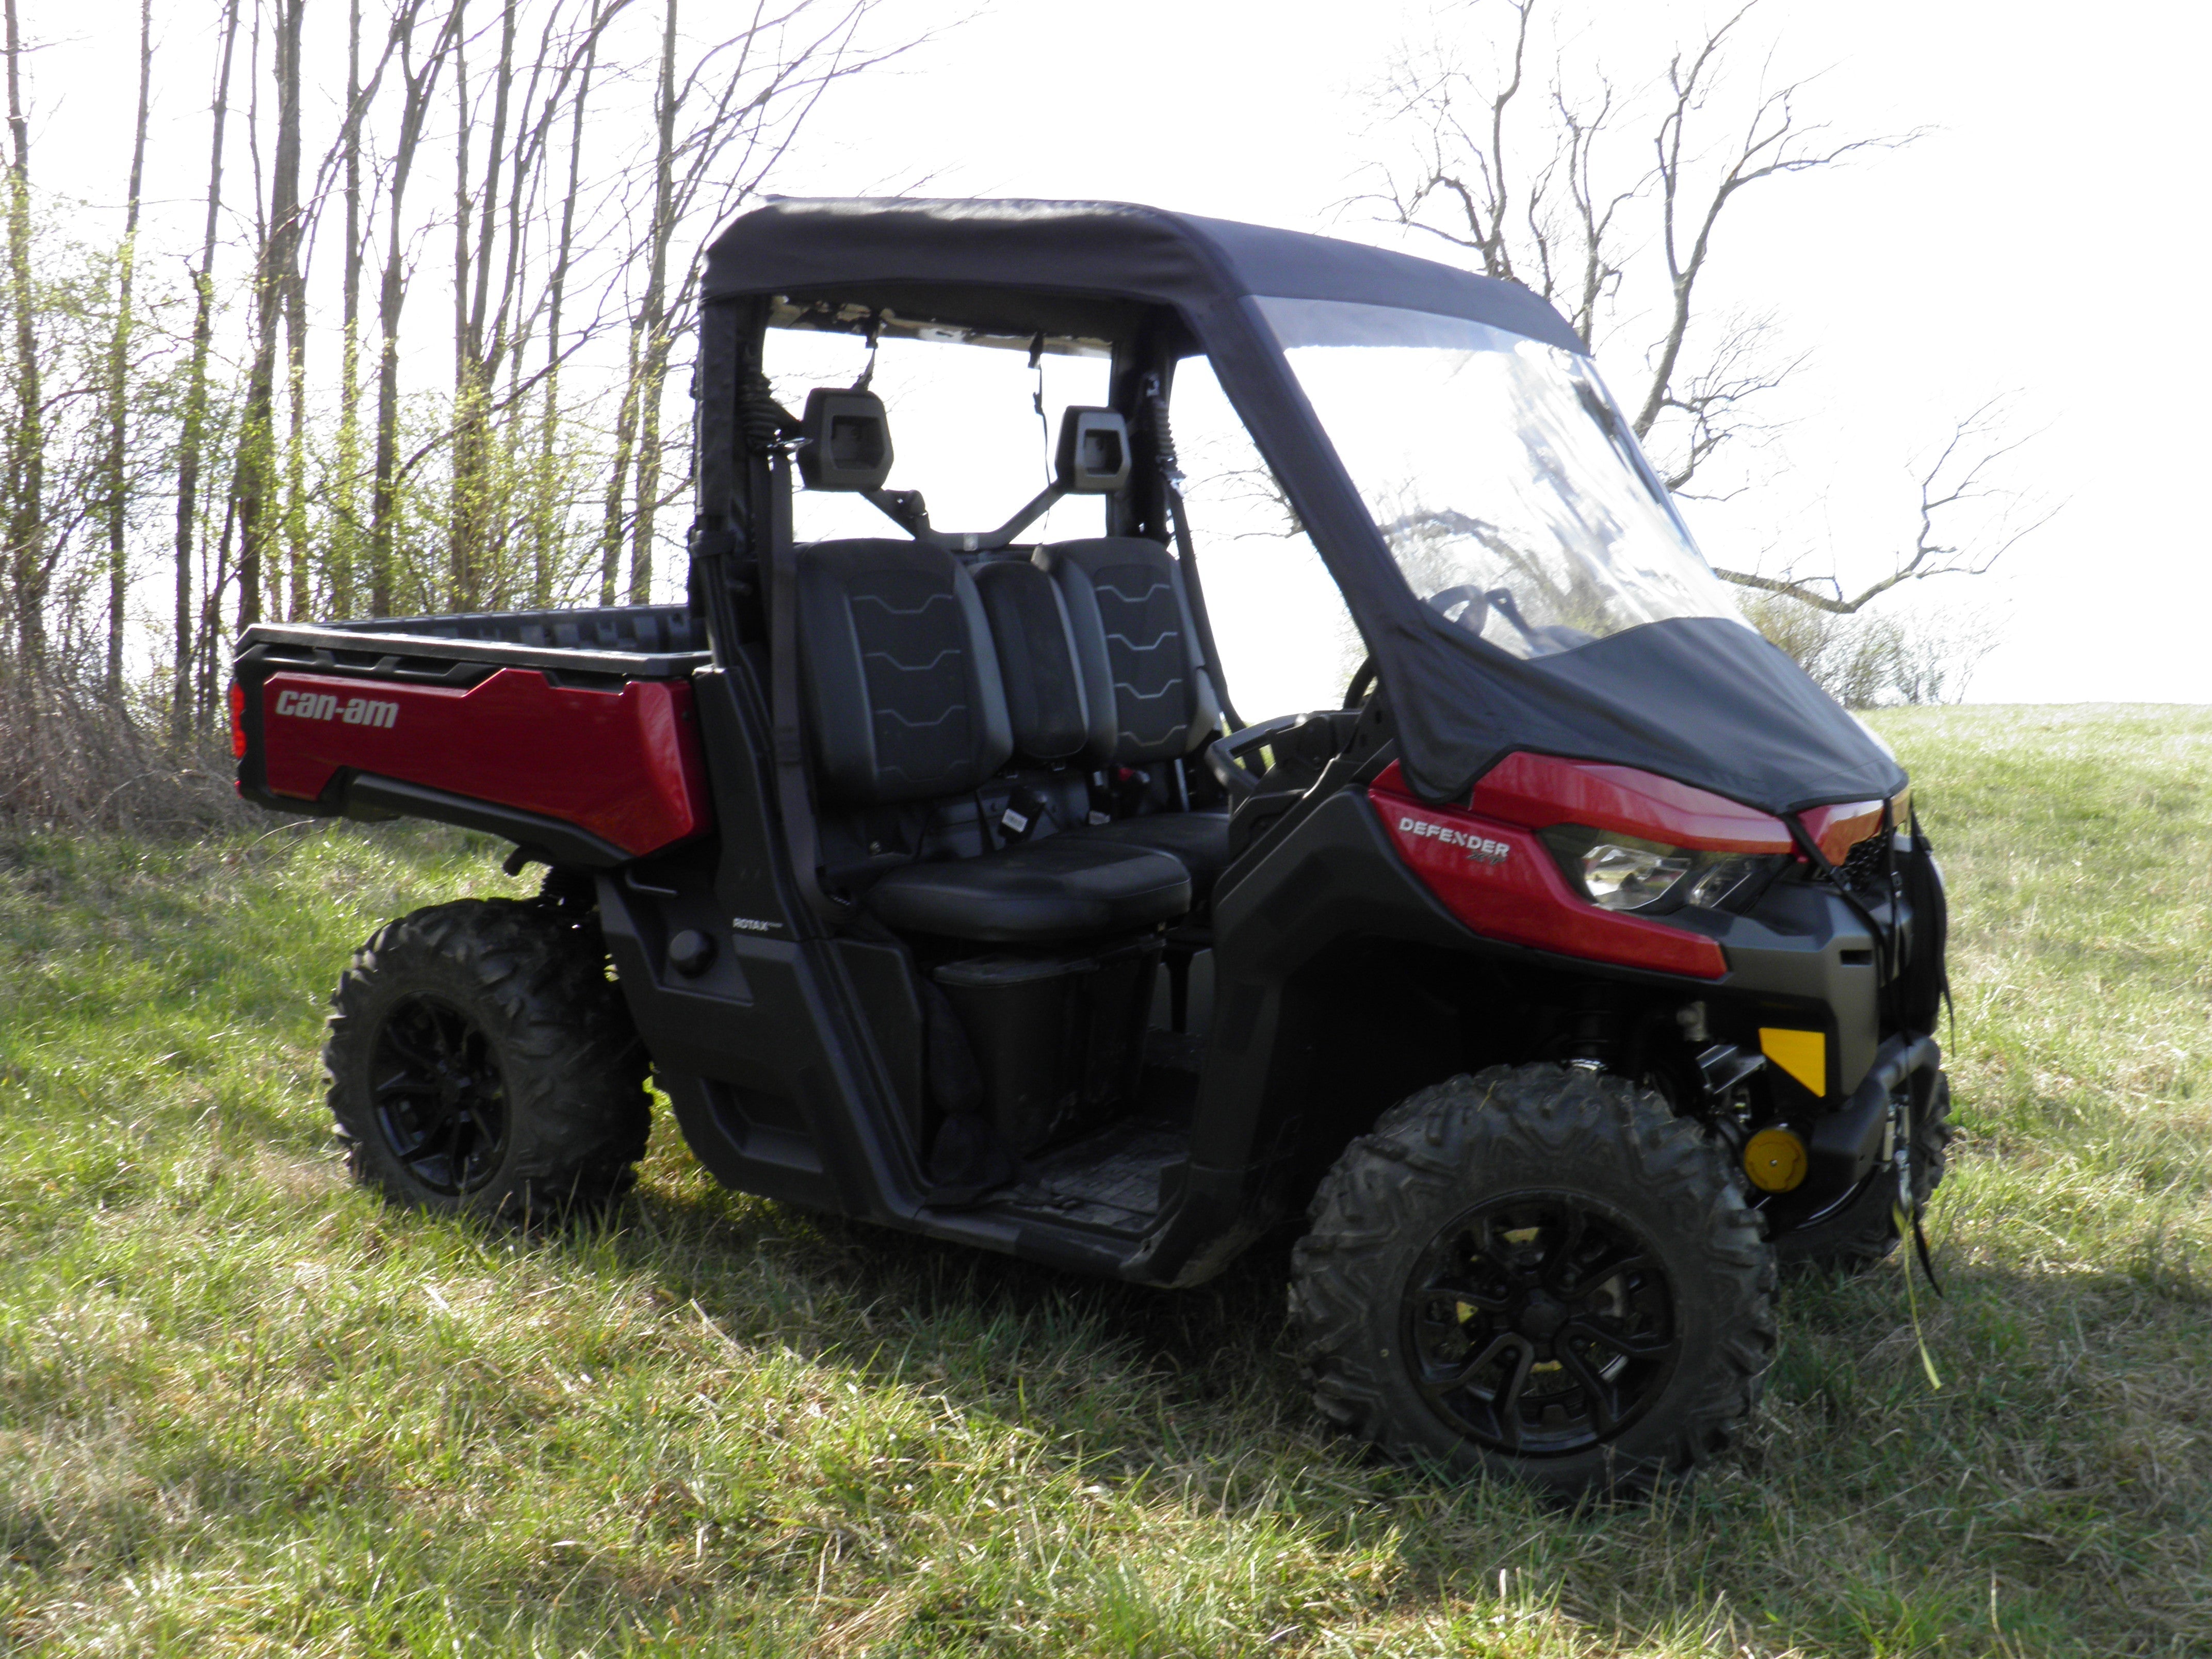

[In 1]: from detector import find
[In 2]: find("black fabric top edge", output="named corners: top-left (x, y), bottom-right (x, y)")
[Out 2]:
top-left (700, 196), bottom-right (1590, 358)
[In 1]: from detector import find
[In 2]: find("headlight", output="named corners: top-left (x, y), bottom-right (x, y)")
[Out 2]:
top-left (1579, 840), bottom-right (1693, 910)
top-left (1681, 854), bottom-right (1769, 909)
top-left (1543, 826), bottom-right (1786, 914)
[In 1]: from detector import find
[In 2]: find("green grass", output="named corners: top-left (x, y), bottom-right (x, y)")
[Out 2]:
top-left (3, 705), bottom-right (2208, 1656)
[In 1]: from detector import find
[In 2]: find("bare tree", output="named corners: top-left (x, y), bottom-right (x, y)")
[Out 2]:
top-left (1713, 400), bottom-right (2056, 614)
top-left (370, 0), bottom-right (465, 617)
top-left (445, 0), bottom-right (613, 608)
top-left (4, 0), bottom-right (43, 662)
top-left (0, 0), bottom-right (952, 832)
top-left (232, 0), bottom-right (306, 630)
top-left (171, 0), bottom-right (242, 738)
top-left (331, 0), bottom-right (368, 620)
top-left (607, 0), bottom-right (925, 604)
top-left (99, 0), bottom-right (154, 692)
top-left (532, 0), bottom-right (611, 604)
top-left (1364, 0), bottom-right (1909, 492)
top-left (1356, 0), bottom-right (2053, 621)
top-left (620, 0), bottom-right (679, 606)
top-left (447, 0), bottom-right (517, 608)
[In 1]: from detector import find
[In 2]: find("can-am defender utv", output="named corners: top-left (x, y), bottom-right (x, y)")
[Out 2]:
top-left (231, 199), bottom-right (1950, 1494)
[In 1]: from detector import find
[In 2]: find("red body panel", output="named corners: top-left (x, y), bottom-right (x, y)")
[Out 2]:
top-left (1377, 753), bottom-right (1794, 853)
top-left (259, 666), bottom-right (711, 857)
top-left (1368, 784), bottom-right (1728, 981)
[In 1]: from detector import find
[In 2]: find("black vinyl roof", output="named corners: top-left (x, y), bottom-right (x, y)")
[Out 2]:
top-left (702, 197), bottom-right (1589, 357)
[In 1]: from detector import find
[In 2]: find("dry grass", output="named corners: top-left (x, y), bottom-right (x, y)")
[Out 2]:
top-left (0, 665), bottom-right (247, 836)
top-left (2, 705), bottom-right (2208, 1656)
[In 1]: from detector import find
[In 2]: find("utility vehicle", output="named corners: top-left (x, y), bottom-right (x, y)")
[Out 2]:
top-left (231, 198), bottom-right (1950, 1494)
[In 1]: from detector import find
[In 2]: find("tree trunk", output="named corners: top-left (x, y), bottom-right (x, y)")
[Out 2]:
top-left (597, 324), bottom-right (639, 606)
top-left (331, 0), bottom-right (364, 621)
top-left (282, 214), bottom-right (309, 621)
top-left (624, 0), bottom-right (679, 607)
top-left (102, 0), bottom-right (153, 694)
top-left (4, 0), bottom-right (45, 666)
top-left (194, 493), bottom-right (237, 727)
top-left (370, 1), bottom-right (463, 617)
top-left (171, 0), bottom-right (239, 740)
top-left (535, 0), bottom-right (605, 608)
top-left (447, 2), bottom-right (475, 606)
top-left (448, 0), bottom-right (521, 611)
top-left (233, 0), bottom-right (304, 632)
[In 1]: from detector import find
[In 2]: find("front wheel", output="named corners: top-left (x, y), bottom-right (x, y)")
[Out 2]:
top-left (1288, 1064), bottom-right (1777, 1495)
top-left (324, 898), bottom-right (650, 1221)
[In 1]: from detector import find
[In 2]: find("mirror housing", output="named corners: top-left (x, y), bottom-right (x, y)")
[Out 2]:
top-left (798, 387), bottom-right (893, 491)
top-left (1054, 407), bottom-right (1130, 494)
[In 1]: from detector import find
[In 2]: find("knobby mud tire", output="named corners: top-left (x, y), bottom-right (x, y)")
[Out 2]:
top-left (324, 898), bottom-right (650, 1222)
top-left (1774, 1071), bottom-right (1954, 1273)
top-left (1288, 1064), bottom-right (1777, 1497)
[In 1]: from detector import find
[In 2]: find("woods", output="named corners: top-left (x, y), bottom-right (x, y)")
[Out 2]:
top-left (0, 0), bottom-right (2053, 833)
top-left (0, 0), bottom-right (909, 825)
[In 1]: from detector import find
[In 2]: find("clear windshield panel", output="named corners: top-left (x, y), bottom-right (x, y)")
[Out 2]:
top-left (1256, 297), bottom-right (1749, 660)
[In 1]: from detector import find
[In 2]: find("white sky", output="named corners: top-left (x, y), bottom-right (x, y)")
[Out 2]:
top-left (765, 0), bottom-right (2212, 707)
top-left (21, 0), bottom-right (2212, 706)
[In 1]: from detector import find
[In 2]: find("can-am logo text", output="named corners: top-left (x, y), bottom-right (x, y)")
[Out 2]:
top-left (1398, 815), bottom-right (1509, 864)
top-left (274, 688), bottom-right (399, 729)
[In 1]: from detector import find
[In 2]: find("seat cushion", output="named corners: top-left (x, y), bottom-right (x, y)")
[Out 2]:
top-left (971, 558), bottom-right (1109, 763)
top-left (864, 837), bottom-right (1191, 943)
top-left (1071, 810), bottom-right (1234, 899)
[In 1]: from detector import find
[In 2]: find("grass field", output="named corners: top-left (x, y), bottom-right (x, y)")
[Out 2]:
top-left (3, 705), bottom-right (2207, 1656)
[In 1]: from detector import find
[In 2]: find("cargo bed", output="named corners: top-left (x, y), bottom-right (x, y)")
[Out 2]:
top-left (232, 604), bottom-right (715, 868)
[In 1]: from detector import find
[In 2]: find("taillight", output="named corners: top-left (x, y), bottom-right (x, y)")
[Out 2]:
top-left (227, 681), bottom-right (248, 759)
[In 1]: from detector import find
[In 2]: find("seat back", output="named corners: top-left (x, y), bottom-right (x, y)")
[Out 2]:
top-left (795, 538), bottom-right (1012, 806)
top-left (970, 558), bottom-right (1112, 765)
top-left (1039, 537), bottom-right (1221, 765)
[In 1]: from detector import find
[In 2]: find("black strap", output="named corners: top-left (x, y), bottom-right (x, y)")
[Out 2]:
top-left (1164, 482), bottom-right (1241, 733)
top-left (764, 448), bottom-right (847, 925)
top-left (1912, 807), bottom-right (1957, 1046)
top-left (971, 788), bottom-right (1003, 852)
top-left (1912, 1205), bottom-right (1944, 1297)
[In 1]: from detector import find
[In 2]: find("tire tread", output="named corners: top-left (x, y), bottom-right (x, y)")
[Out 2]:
top-left (324, 898), bottom-right (649, 1219)
top-left (1289, 1064), bottom-right (1777, 1494)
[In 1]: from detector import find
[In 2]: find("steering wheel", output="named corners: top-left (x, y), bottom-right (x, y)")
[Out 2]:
top-left (1425, 584), bottom-right (1492, 636)
top-left (1204, 713), bottom-right (1305, 800)
top-left (1343, 655), bottom-right (1377, 709)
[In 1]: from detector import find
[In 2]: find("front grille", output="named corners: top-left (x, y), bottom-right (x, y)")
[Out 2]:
top-left (1838, 828), bottom-right (1892, 893)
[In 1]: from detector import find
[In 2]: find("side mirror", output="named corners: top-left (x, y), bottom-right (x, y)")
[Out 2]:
top-left (1053, 407), bottom-right (1131, 494)
top-left (797, 387), bottom-right (893, 491)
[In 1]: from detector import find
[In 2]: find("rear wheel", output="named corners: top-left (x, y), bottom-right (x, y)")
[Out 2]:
top-left (1289, 1064), bottom-right (1777, 1495)
top-left (324, 898), bottom-right (649, 1221)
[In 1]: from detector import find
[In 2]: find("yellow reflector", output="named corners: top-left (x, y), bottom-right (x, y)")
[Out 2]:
top-left (1743, 1127), bottom-right (1809, 1193)
top-left (1759, 1027), bottom-right (1827, 1096)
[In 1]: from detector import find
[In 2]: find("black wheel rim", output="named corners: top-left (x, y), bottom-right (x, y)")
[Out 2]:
top-left (1400, 1192), bottom-right (1678, 1457)
top-left (368, 995), bottom-right (509, 1196)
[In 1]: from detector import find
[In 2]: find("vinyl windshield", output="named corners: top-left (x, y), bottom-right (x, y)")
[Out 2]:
top-left (1256, 297), bottom-right (1749, 660)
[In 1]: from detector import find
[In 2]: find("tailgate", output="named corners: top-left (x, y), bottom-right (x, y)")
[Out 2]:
top-left (233, 624), bottom-right (713, 864)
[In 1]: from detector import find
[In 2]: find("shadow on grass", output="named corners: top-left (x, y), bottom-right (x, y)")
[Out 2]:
top-left (519, 1162), bottom-right (2210, 1657)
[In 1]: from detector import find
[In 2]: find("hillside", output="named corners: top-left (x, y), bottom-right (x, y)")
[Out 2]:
top-left (2, 705), bottom-right (2207, 1656)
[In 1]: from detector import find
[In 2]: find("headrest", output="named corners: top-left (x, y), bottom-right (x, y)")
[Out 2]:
top-left (798, 387), bottom-right (894, 491)
top-left (1054, 407), bottom-right (1131, 494)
